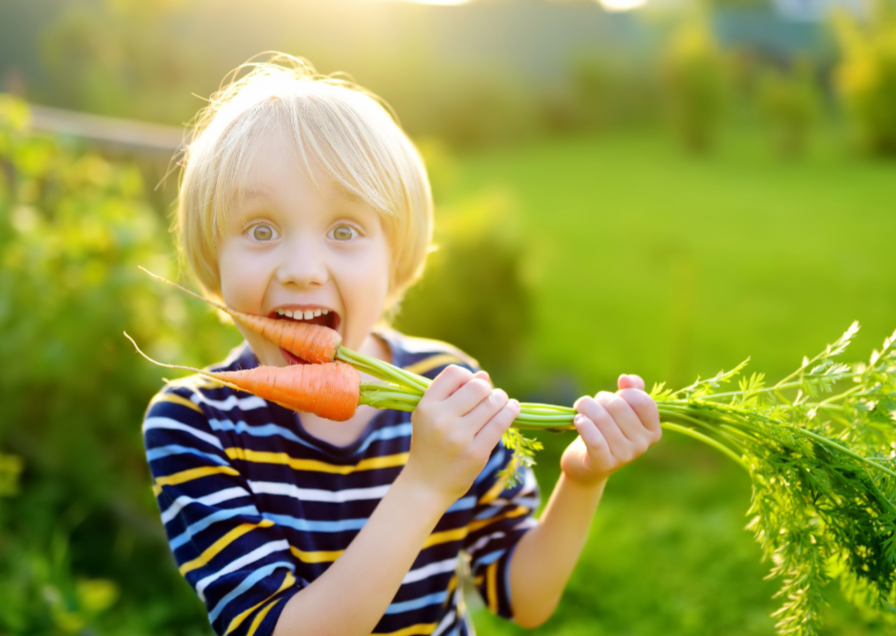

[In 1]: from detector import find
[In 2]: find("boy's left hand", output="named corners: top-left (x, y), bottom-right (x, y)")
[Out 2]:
top-left (561, 374), bottom-right (662, 486)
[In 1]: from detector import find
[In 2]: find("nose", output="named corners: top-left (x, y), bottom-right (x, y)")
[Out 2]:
top-left (274, 240), bottom-right (328, 289)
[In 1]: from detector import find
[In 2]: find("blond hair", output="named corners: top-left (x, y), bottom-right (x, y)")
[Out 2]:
top-left (176, 53), bottom-right (433, 323)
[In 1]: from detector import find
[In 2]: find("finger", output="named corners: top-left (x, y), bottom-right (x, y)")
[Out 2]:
top-left (444, 377), bottom-right (494, 416)
top-left (472, 399), bottom-right (520, 456)
top-left (574, 395), bottom-right (630, 461)
top-left (617, 388), bottom-right (662, 442)
top-left (617, 374), bottom-right (645, 391)
top-left (574, 414), bottom-right (614, 469)
top-left (463, 388), bottom-right (509, 429)
top-left (596, 391), bottom-right (643, 445)
top-left (473, 370), bottom-right (492, 386)
top-left (423, 365), bottom-right (474, 402)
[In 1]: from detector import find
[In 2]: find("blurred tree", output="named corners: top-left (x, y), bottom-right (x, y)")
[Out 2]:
top-left (568, 55), bottom-right (662, 133)
top-left (758, 58), bottom-right (820, 157)
top-left (38, 0), bottom-right (202, 125)
top-left (833, 0), bottom-right (896, 156)
top-left (660, 16), bottom-right (727, 153)
top-left (394, 189), bottom-right (534, 392)
top-left (0, 94), bottom-right (231, 634)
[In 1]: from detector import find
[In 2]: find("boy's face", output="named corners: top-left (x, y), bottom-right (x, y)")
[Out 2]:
top-left (217, 132), bottom-right (392, 366)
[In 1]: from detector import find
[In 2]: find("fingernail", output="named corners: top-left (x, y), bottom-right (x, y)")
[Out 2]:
top-left (574, 414), bottom-right (585, 426)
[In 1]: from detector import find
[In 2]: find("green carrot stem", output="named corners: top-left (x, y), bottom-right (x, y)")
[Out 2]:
top-left (660, 422), bottom-right (750, 471)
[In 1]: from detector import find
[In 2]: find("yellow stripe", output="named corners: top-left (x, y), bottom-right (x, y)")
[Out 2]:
top-left (402, 354), bottom-right (463, 376)
top-left (166, 375), bottom-right (221, 390)
top-left (468, 505), bottom-right (530, 534)
top-left (179, 520), bottom-right (274, 575)
top-left (154, 465), bottom-right (241, 488)
top-left (248, 596), bottom-right (284, 636)
top-left (486, 561), bottom-right (498, 613)
top-left (391, 507), bottom-right (532, 556)
top-left (225, 448), bottom-right (408, 474)
top-left (152, 482), bottom-right (162, 497)
top-left (150, 392), bottom-right (203, 414)
top-left (290, 545), bottom-right (344, 564)
top-left (478, 473), bottom-right (510, 506)
top-left (422, 526), bottom-right (468, 549)
top-left (443, 575), bottom-right (457, 607)
top-left (373, 622), bottom-right (438, 636)
top-left (225, 571), bottom-right (295, 635)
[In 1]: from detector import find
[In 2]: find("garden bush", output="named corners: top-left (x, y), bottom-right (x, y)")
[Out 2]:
top-left (0, 95), bottom-right (233, 635)
top-left (833, 2), bottom-right (896, 156)
top-left (660, 17), bottom-right (727, 153)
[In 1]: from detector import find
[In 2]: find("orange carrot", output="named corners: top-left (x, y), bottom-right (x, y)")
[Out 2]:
top-left (125, 333), bottom-right (359, 421)
top-left (139, 267), bottom-right (340, 363)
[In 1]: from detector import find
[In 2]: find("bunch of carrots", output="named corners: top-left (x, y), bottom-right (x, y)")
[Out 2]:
top-left (131, 268), bottom-right (896, 636)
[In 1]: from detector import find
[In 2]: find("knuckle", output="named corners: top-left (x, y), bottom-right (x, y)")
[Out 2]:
top-left (488, 389), bottom-right (509, 409)
top-left (607, 394), bottom-right (627, 410)
top-left (446, 365), bottom-right (471, 381)
top-left (470, 379), bottom-right (492, 397)
top-left (621, 388), bottom-right (649, 407)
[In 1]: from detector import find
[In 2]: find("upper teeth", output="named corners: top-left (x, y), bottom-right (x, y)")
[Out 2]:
top-left (276, 308), bottom-right (330, 320)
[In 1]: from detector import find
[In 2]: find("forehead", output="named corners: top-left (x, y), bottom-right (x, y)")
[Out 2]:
top-left (225, 133), bottom-right (369, 216)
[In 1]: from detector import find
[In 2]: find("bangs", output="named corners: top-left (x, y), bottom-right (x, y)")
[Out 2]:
top-left (210, 85), bottom-right (405, 240)
top-left (177, 54), bottom-right (433, 317)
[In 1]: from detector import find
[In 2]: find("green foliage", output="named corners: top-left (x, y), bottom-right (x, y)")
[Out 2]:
top-left (563, 55), bottom-right (662, 133)
top-left (758, 60), bottom-right (820, 157)
top-left (653, 323), bottom-right (896, 635)
top-left (833, 2), bottom-right (896, 156)
top-left (660, 17), bottom-right (727, 153)
top-left (0, 96), bottom-right (233, 634)
top-left (394, 189), bottom-right (534, 390)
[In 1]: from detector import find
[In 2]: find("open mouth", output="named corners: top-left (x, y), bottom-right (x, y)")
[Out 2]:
top-left (271, 309), bottom-right (341, 365)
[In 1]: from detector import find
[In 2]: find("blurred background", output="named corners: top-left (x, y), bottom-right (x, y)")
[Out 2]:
top-left (1, 0), bottom-right (895, 633)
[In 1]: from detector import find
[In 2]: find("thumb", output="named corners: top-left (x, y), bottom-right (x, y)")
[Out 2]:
top-left (617, 374), bottom-right (645, 391)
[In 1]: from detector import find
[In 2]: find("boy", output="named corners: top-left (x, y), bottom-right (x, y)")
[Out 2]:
top-left (143, 54), bottom-right (661, 636)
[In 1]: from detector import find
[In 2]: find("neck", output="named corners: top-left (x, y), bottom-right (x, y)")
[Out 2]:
top-left (358, 329), bottom-right (392, 366)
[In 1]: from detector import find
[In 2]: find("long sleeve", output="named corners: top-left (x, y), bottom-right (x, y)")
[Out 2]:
top-left (144, 380), bottom-right (303, 636)
top-left (462, 443), bottom-right (540, 620)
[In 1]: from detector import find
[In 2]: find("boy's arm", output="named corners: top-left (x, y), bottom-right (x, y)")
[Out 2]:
top-left (271, 468), bottom-right (448, 636)
top-left (508, 374), bottom-right (662, 628)
top-left (273, 365), bottom-right (521, 636)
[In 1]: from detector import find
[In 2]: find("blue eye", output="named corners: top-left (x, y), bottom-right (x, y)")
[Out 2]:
top-left (249, 223), bottom-right (278, 242)
top-left (330, 224), bottom-right (359, 241)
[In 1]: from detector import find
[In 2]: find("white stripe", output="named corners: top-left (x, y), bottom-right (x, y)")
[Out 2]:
top-left (432, 609), bottom-right (457, 636)
top-left (485, 495), bottom-right (540, 510)
top-left (513, 517), bottom-right (538, 532)
top-left (248, 481), bottom-right (391, 503)
top-left (160, 487), bottom-right (252, 524)
top-left (466, 531), bottom-right (505, 555)
top-left (402, 557), bottom-right (459, 585)
top-left (192, 393), bottom-right (268, 411)
top-left (196, 539), bottom-right (290, 602)
top-left (143, 417), bottom-right (222, 449)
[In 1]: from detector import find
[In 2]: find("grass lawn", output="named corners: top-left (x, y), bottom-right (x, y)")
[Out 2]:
top-left (442, 129), bottom-right (896, 635)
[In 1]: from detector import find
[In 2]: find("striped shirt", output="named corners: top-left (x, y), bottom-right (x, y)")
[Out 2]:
top-left (142, 329), bottom-right (540, 636)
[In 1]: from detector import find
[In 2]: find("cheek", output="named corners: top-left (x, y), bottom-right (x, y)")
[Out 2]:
top-left (218, 243), bottom-right (265, 312)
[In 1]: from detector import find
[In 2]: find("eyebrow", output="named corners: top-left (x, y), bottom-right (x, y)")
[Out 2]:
top-left (239, 188), bottom-right (272, 204)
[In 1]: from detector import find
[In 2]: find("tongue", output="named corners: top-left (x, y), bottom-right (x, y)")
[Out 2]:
top-left (281, 348), bottom-right (310, 366)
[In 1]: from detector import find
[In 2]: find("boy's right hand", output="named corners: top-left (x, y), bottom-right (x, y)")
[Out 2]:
top-left (405, 366), bottom-right (521, 507)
